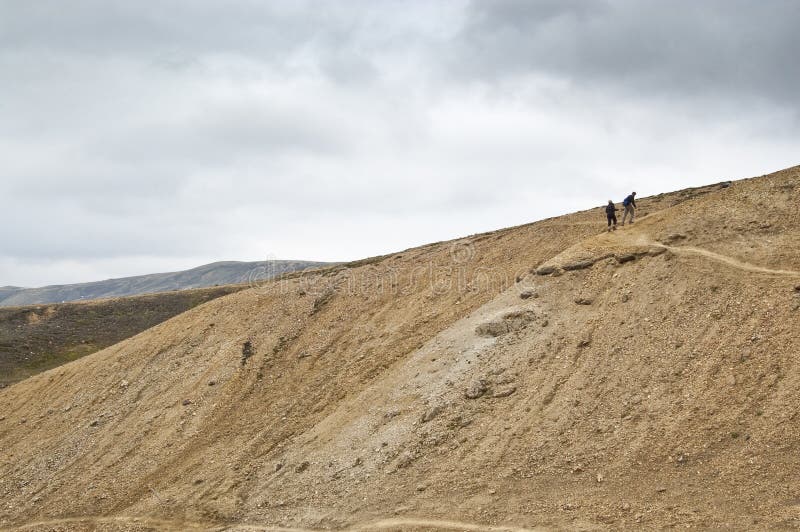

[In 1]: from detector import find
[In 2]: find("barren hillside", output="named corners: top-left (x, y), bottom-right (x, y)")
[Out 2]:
top-left (1, 167), bottom-right (799, 531)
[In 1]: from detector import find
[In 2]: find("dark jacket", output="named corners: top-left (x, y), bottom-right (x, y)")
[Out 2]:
top-left (605, 204), bottom-right (618, 216)
top-left (623, 194), bottom-right (636, 208)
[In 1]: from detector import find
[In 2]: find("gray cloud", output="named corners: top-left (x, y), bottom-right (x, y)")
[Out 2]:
top-left (452, 0), bottom-right (800, 109)
top-left (0, 1), bottom-right (797, 286)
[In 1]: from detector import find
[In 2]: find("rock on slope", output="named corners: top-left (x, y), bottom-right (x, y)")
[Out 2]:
top-left (0, 167), bottom-right (799, 531)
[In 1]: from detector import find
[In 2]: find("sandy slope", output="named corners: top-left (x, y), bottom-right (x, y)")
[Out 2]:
top-left (1, 166), bottom-right (799, 530)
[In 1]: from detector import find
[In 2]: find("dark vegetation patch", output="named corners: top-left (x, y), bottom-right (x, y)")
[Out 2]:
top-left (241, 340), bottom-right (255, 366)
top-left (0, 285), bottom-right (244, 387)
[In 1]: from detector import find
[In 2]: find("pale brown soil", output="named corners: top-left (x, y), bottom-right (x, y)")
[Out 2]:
top-left (1, 167), bottom-right (799, 530)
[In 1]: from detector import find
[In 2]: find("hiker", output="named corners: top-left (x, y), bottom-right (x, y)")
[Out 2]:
top-left (605, 200), bottom-right (618, 232)
top-left (621, 192), bottom-right (636, 225)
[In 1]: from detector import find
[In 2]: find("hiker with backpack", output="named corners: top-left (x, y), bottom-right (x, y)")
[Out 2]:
top-left (605, 200), bottom-right (618, 232)
top-left (621, 192), bottom-right (636, 225)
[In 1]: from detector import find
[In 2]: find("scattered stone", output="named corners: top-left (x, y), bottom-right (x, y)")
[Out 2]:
top-left (88, 420), bottom-right (99, 427)
top-left (182, 399), bottom-right (193, 406)
top-left (577, 333), bottom-right (592, 348)
top-left (656, 487), bottom-right (667, 493)
top-left (353, 457), bottom-right (363, 467)
top-left (541, 319), bottom-right (549, 327)
top-left (519, 290), bottom-right (538, 300)
top-left (663, 233), bottom-right (687, 245)
top-left (274, 462), bottom-right (284, 472)
top-left (596, 472), bottom-right (604, 483)
top-left (0, 416), bottom-right (5, 421)
top-left (574, 298), bottom-right (593, 305)
top-left (492, 387), bottom-right (516, 398)
top-left (621, 293), bottom-right (630, 303)
top-left (295, 461), bottom-right (310, 473)
top-left (551, 268), bottom-right (564, 277)
top-left (720, 181), bottom-right (732, 188)
top-left (297, 351), bottom-right (311, 359)
top-left (448, 415), bottom-right (472, 429)
top-left (503, 310), bottom-right (537, 332)
top-left (615, 253), bottom-right (637, 264)
top-left (488, 489), bottom-right (497, 495)
top-left (416, 484), bottom-right (427, 492)
top-left (193, 478), bottom-right (204, 485)
top-left (621, 502), bottom-right (631, 511)
top-left (120, 380), bottom-right (129, 388)
top-left (207, 380), bottom-right (217, 386)
top-left (648, 246), bottom-right (667, 257)
top-left (396, 450), bottom-right (415, 469)
top-left (794, 284), bottom-right (800, 292)
top-left (421, 405), bottom-right (444, 423)
top-left (464, 380), bottom-right (488, 399)
top-left (475, 321), bottom-right (508, 338)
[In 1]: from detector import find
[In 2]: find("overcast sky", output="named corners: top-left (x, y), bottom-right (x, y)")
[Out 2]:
top-left (1, 0), bottom-right (798, 287)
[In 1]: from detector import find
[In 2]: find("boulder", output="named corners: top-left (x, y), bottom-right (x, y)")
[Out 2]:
top-left (535, 265), bottom-right (557, 276)
top-left (465, 380), bottom-right (488, 399)
top-left (476, 321), bottom-right (508, 338)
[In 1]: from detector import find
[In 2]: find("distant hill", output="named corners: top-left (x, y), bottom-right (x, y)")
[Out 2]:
top-left (0, 286), bottom-right (23, 302)
top-left (0, 260), bottom-right (327, 307)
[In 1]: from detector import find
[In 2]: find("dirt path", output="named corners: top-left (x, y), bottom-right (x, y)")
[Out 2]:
top-left (343, 518), bottom-right (541, 531)
top-left (3, 516), bottom-right (541, 532)
top-left (539, 221), bottom-right (600, 227)
top-left (656, 244), bottom-right (800, 277)
top-left (224, 518), bottom-right (541, 531)
top-left (599, 227), bottom-right (800, 277)
top-left (1, 515), bottom-right (220, 531)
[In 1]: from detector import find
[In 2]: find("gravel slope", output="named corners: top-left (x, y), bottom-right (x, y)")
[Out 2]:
top-left (1, 166), bottom-right (798, 530)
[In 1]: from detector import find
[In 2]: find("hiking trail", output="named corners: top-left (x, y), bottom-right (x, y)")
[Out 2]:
top-left (654, 243), bottom-right (800, 277)
top-left (2, 516), bottom-right (543, 532)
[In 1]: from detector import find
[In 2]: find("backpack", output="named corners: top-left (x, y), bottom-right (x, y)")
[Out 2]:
top-left (623, 196), bottom-right (632, 206)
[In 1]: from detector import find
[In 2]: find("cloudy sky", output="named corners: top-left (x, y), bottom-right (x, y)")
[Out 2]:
top-left (1, 0), bottom-right (798, 287)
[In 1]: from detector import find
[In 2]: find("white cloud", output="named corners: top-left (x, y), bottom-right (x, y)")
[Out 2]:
top-left (0, 0), bottom-right (797, 286)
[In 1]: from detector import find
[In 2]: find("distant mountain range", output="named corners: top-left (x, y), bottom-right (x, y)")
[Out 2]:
top-left (0, 260), bottom-right (328, 307)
